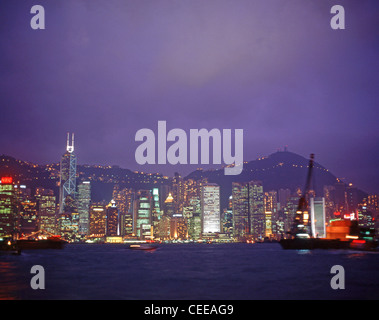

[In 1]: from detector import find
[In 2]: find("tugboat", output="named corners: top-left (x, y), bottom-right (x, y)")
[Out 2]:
top-left (279, 154), bottom-right (378, 251)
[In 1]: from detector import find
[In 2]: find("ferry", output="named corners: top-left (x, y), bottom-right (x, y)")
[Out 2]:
top-left (129, 244), bottom-right (158, 251)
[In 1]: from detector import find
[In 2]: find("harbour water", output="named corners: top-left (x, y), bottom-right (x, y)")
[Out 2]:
top-left (1, 243), bottom-right (378, 300)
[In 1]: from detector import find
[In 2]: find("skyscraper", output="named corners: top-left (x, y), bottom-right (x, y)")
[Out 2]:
top-left (134, 190), bottom-right (152, 239)
top-left (249, 181), bottom-right (265, 240)
top-left (36, 188), bottom-right (56, 234)
top-left (89, 203), bottom-right (106, 236)
top-left (201, 183), bottom-right (220, 234)
top-left (232, 182), bottom-right (250, 239)
top-left (0, 177), bottom-right (18, 237)
top-left (59, 133), bottom-right (77, 214)
top-left (106, 200), bottom-right (119, 236)
top-left (310, 197), bottom-right (326, 238)
top-left (232, 181), bottom-right (265, 240)
top-left (77, 181), bottom-right (91, 235)
top-left (278, 188), bottom-right (291, 210)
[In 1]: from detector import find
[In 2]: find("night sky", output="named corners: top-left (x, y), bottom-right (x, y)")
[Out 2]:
top-left (0, 1), bottom-right (378, 193)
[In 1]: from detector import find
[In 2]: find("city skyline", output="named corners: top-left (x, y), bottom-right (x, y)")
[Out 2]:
top-left (0, 0), bottom-right (378, 196)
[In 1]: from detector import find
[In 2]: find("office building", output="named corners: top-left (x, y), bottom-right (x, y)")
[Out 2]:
top-left (37, 188), bottom-right (56, 234)
top-left (310, 197), bottom-right (326, 238)
top-left (201, 183), bottom-right (220, 234)
top-left (89, 203), bottom-right (106, 236)
top-left (0, 177), bottom-right (18, 237)
top-left (77, 181), bottom-right (91, 235)
top-left (59, 133), bottom-right (77, 214)
top-left (106, 200), bottom-right (119, 236)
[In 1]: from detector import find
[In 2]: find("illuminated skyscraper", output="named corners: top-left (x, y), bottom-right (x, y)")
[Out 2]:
top-left (0, 177), bottom-right (18, 237)
top-left (231, 181), bottom-right (264, 240)
top-left (201, 183), bottom-right (220, 234)
top-left (172, 172), bottom-right (185, 214)
top-left (232, 182), bottom-right (250, 239)
top-left (77, 181), bottom-right (91, 235)
top-left (188, 213), bottom-right (202, 240)
top-left (134, 190), bottom-right (152, 239)
top-left (37, 188), bottom-right (56, 234)
top-left (249, 181), bottom-right (265, 240)
top-left (278, 188), bottom-right (291, 210)
top-left (89, 203), bottom-right (106, 236)
top-left (106, 200), bottom-right (119, 236)
top-left (164, 193), bottom-right (174, 217)
top-left (310, 197), bottom-right (326, 238)
top-left (148, 187), bottom-right (162, 239)
top-left (59, 133), bottom-right (77, 214)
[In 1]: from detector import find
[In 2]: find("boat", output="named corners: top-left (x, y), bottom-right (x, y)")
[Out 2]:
top-left (17, 237), bottom-right (67, 250)
top-left (16, 231), bottom-right (67, 249)
top-left (280, 237), bottom-right (350, 250)
top-left (279, 154), bottom-right (378, 252)
top-left (129, 244), bottom-right (158, 251)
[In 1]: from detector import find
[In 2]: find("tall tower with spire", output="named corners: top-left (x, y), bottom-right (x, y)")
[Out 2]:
top-left (59, 133), bottom-right (77, 214)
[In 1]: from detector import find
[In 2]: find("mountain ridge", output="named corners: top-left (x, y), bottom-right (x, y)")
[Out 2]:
top-left (0, 151), bottom-right (367, 209)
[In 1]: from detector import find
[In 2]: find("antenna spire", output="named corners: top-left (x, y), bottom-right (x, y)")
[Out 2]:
top-left (66, 132), bottom-right (75, 153)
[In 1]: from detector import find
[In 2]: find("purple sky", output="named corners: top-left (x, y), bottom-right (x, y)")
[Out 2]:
top-left (0, 0), bottom-right (378, 194)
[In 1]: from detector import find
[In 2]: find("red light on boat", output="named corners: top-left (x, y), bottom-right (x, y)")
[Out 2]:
top-left (352, 240), bottom-right (365, 244)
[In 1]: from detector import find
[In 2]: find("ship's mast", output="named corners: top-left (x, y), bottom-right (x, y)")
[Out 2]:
top-left (291, 153), bottom-right (314, 237)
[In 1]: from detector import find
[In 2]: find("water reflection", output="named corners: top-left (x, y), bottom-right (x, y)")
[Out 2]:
top-left (0, 261), bottom-right (25, 300)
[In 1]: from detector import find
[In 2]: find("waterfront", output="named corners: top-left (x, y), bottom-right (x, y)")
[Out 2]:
top-left (0, 243), bottom-right (378, 300)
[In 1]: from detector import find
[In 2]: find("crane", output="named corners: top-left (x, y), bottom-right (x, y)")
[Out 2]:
top-left (291, 153), bottom-right (315, 238)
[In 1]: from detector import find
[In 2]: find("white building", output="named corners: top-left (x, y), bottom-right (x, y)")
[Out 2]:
top-left (201, 183), bottom-right (221, 234)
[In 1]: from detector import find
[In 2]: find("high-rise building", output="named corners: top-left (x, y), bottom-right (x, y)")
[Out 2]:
top-left (36, 188), bottom-right (56, 234)
top-left (323, 185), bottom-right (336, 224)
top-left (77, 181), bottom-right (91, 235)
top-left (284, 195), bottom-right (300, 236)
top-left (106, 200), bottom-right (119, 236)
top-left (155, 215), bottom-right (171, 240)
top-left (278, 188), bottom-right (291, 210)
top-left (249, 181), bottom-right (265, 240)
top-left (265, 211), bottom-right (272, 237)
top-left (201, 183), bottom-right (220, 234)
top-left (112, 186), bottom-right (134, 237)
top-left (310, 197), bottom-right (326, 238)
top-left (265, 190), bottom-right (278, 236)
top-left (151, 187), bottom-right (161, 239)
top-left (231, 181), bottom-right (265, 240)
top-left (170, 214), bottom-right (188, 240)
top-left (188, 213), bottom-right (202, 240)
top-left (172, 172), bottom-right (185, 214)
top-left (345, 183), bottom-right (358, 214)
top-left (0, 177), bottom-right (18, 237)
top-left (59, 133), bottom-right (77, 214)
top-left (164, 193), bottom-right (174, 217)
top-left (232, 182), bottom-right (250, 239)
top-left (134, 190), bottom-right (152, 239)
top-left (222, 195), bottom-right (233, 235)
top-left (89, 203), bottom-right (106, 236)
top-left (357, 200), bottom-right (375, 229)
